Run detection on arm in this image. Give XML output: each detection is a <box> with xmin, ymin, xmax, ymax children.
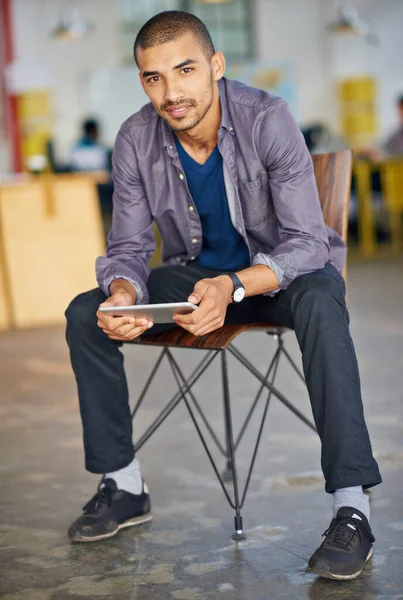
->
<box><xmin>95</xmin><ymin>126</ymin><xmax>156</xmax><ymax>341</ymax></box>
<box><xmin>95</xmin><ymin>126</ymin><xmax>155</xmax><ymax>304</ymax></box>
<box><xmin>252</xmin><ymin>98</ymin><xmax>330</xmax><ymax>290</ymax></box>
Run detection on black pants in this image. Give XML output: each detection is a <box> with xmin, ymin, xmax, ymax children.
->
<box><xmin>65</xmin><ymin>263</ymin><xmax>381</xmax><ymax>493</ymax></box>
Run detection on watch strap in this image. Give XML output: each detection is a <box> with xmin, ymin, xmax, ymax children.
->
<box><xmin>226</xmin><ymin>272</ymin><xmax>243</xmax><ymax>291</ymax></box>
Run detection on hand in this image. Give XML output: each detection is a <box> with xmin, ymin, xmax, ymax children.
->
<box><xmin>174</xmin><ymin>276</ymin><xmax>233</xmax><ymax>336</ymax></box>
<box><xmin>96</xmin><ymin>288</ymin><xmax>153</xmax><ymax>342</ymax></box>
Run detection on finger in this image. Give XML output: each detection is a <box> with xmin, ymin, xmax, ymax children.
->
<box><xmin>99</xmin><ymin>300</ymin><xmax>114</xmax><ymax>308</ymax></box>
<box><xmin>106</xmin><ymin>324</ymin><xmax>151</xmax><ymax>341</ymax></box>
<box><xmin>109</xmin><ymin>319</ymin><xmax>152</xmax><ymax>336</ymax></box>
<box><xmin>177</xmin><ymin>314</ymin><xmax>219</xmax><ymax>336</ymax></box>
<box><xmin>194</xmin><ymin>318</ymin><xmax>224</xmax><ymax>337</ymax></box>
<box><xmin>106</xmin><ymin>316</ymin><xmax>149</xmax><ymax>332</ymax></box>
<box><xmin>102</xmin><ymin>321</ymin><xmax>153</xmax><ymax>338</ymax></box>
<box><xmin>188</xmin><ymin>280</ymin><xmax>210</xmax><ymax>305</ymax></box>
<box><xmin>175</xmin><ymin>298</ymin><xmax>214</xmax><ymax>325</ymax></box>
<box><xmin>184</xmin><ymin>311</ymin><xmax>223</xmax><ymax>336</ymax></box>
<box><xmin>174</xmin><ymin>311</ymin><xmax>198</xmax><ymax>325</ymax></box>
<box><xmin>96</xmin><ymin>313</ymin><xmax>135</xmax><ymax>329</ymax></box>
<box><xmin>97</xmin><ymin>316</ymin><xmax>135</xmax><ymax>331</ymax></box>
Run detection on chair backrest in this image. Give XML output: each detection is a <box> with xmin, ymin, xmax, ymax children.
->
<box><xmin>312</xmin><ymin>150</ymin><xmax>353</xmax><ymax>244</ymax></box>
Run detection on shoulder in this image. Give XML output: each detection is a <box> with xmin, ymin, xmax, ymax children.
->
<box><xmin>118</xmin><ymin>102</ymin><xmax>160</xmax><ymax>142</ymax></box>
<box><xmin>222</xmin><ymin>77</ymin><xmax>286</xmax><ymax>116</ymax></box>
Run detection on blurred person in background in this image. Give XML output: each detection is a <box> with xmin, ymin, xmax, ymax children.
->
<box><xmin>70</xmin><ymin>118</ymin><xmax>114</xmax><ymax>237</ymax></box>
<box><xmin>65</xmin><ymin>10</ymin><xmax>381</xmax><ymax>581</ymax></box>
<box><xmin>358</xmin><ymin>94</ymin><xmax>403</xmax><ymax>162</ymax></box>
<box><xmin>301</xmin><ymin>123</ymin><xmax>347</xmax><ymax>155</ymax></box>
<box><xmin>383</xmin><ymin>94</ymin><xmax>403</xmax><ymax>156</ymax></box>
<box><xmin>70</xmin><ymin>118</ymin><xmax>109</xmax><ymax>172</ymax></box>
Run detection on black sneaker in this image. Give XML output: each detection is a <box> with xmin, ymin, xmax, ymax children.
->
<box><xmin>68</xmin><ymin>478</ymin><xmax>152</xmax><ymax>542</ymax></box>
<box><xmin>308</xmin><ymin>507</ymin><xmax>375</xmax><ymax>580</ymax></box>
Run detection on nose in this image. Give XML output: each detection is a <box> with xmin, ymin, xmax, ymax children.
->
<box><xmin>163</xmin><ymin>77</ymin><xmax>183</xmax><ymax>104</ymax></box>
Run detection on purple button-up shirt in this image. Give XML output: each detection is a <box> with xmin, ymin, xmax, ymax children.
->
<box><xmin>96</xmin><ymin>77</ymin><xmax>346</xmax><ymax>303</ymax></box>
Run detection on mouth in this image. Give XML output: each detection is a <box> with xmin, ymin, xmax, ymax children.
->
<box><xmin>165</xmin><ymin>105</ymin><xmax>192</xmax><ymax>119</ymax></box>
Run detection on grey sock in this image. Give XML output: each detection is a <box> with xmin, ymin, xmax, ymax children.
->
<box><xmin>105</xmin><ymin>457</ymin><xmax>143</xmax><ymax>495</ymax></box>
<box><xmin>332</xmin><ymin>486</ymin><xmax>370</xmax><ymax>521</ymax></box>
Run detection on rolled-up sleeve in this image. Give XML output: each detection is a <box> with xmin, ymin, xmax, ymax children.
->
<box><xmin>95</xmin><ymin>126</ymin><xmax>155</xmax><ymax>303</ymax></box>
<box><xmin>252</xmin><ymin>98</ymin><xmax>330</xmax><ymax>290</ymax></box>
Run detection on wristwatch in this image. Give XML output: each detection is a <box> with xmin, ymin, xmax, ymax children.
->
<box><xmin>226</xmin><ymin>272</ymin><xmax>246</xmax><ymax>303</ymax></box>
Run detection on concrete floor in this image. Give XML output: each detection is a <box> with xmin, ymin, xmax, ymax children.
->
<box><xmin>1</xmin><ymin>257</ymin><xmax>402</xmax><ymax>600</ymax></box>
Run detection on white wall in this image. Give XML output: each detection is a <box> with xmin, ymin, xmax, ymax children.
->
<box><xmin>254</xmin><ymin>0</ymin><xmax>334</xmax><ymax>127</ymax></box>
<box><xmin>8</xmin><ymin>0</ymin><xmax>403</xmax><ymax>164</ymax></box>
<box><xmin>372</xmin><ymin>0</ymin><xmax>403</xmax><ymax>139</ymax></box>
<box><xmin>11</xmin><ymin>0</ymin><xmax>122</xmax><ymax>160</ymax></box>
<box><xmin>255</xmin><ymin>0</ymin><xmax>403</xmax><ymax>140</ymax></box>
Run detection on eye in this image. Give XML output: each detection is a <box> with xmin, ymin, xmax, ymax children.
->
<box><xmin>147</xmin><ymin>76</ymin><xmax>161</xmax><ymax>84</ymax></box>
<box><xmin>180</xmin><ymin>67</ymin><xmax>193</xmax><ymax>74</ymax></box>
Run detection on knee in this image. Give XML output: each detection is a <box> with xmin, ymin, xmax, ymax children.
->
<box><xmin>65</xmin><ymin>288</ymin><xmax>105</xmax><ymax>329</ymax></box>
<box><xmin>292</xmin><ymin>273</ymin><xmax>346</xmax><ymax>319</ymax></box>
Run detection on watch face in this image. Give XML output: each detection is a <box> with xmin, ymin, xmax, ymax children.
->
<box><xmin>233</xmin><ymin>286</ymin><xmax>245</xmax><ymax>303</ymax></box>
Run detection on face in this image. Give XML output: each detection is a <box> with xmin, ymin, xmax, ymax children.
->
<box><xmin>137</xmin><ymin>32</ymin><xmax>225</xmax><ymax>132</ymax></box>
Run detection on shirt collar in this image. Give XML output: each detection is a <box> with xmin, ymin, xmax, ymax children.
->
<box><xmin>218</xmin><ymin>77</ymin><xmax>235</xmax><ymax>135</ymax></box>
<box><xmin>161</xmin><ymin>77</ymin><xmax>235</xmax><ymax>149</ymax></box>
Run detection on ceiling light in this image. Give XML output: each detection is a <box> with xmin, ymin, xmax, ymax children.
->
<box><xmin>328</xmin><ymin>6</ymin><xmax>379</xmax><ymax>46</ymax></box>
<box><xmin>51</xmin><ymin>9</ymin><xmax>93</xmax><ymax>41</ymax></box>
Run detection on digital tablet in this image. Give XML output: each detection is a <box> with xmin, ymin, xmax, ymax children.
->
<box><xmin>98</xmin><ymin>302</ymin><xmax>198</xmax><ymax>324</ymax></box>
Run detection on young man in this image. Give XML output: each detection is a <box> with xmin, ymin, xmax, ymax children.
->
<box><xmin>65</xmin><ymin>11</ymin><xmax>381</xmax><ymax>580</ymax></box>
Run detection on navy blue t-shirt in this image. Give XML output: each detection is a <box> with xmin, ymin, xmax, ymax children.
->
<box><xmin>175</xmin><ymin>137</ymin><xmax>250</xmax><ymax>271</ymax></box>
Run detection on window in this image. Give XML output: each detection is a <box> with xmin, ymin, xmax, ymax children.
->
<box><xmin>117</xmin><ymin>0</ymin><xmax>254</xmax><ymax>64</ymax></box>
<box><xmin>186</xmin><ymin>0</ymin><xmax>254</xmax><ymax>62</ymax></box>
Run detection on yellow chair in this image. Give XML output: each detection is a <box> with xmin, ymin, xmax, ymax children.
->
<box><xmin>381</xmin><ymin>157</ymin><xmax>403</xmax><ymax>251</ymax></box>
<box><xmin>353</xmin><ymin>157</ymin><xmax>403</xmax><ymax>255</ymax></box>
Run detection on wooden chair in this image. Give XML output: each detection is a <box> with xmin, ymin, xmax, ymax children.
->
<box><xmin>132</xmin><ymin>151</ymin><xmax>352</xmax><ymax>540</ymax></box>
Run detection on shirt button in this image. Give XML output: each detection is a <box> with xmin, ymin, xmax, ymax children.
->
<box><xmin>229</xmin><ymin>126</ymin><xmax>234</xmax><ymax>131</ymax></box>
<box><xmin>188</xmin><ymin>205</ymin><xmax>194</xmax><ymax>211</ymax></box>
<box><xmin>179</xmin><ymin>173</ymin><xmax>184</xmax><ymax>180</ymax></box>
<box><xmin>190</xmin><ymin>256</ymin><xmax>196</xmax><ymax>261</ymax></box>
<box><xmin>176</xmin><ymin>257</ymin><xmax>181</xmax><ymax>262</ymax></box>
<box><xmin>192</xmin><ymin>238</ymin><xmax>198</xmax><ymax>243</ymax></box>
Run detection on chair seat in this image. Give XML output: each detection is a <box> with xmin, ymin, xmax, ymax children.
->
<box><xmin>136</xmin><ymin>322</ymin><xmax>287</xmax><ymax>350</ymax></box>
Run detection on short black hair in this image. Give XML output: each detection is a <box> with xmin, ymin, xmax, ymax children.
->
<box><xmin>83</xmin><ymin>119</ymin><xmax>99</xmax><ymax>137</ymax></box>
<box><xmin>133</xmin><ymin>10</ymin><xmax>215</xmax><ymax>66</ymax></box>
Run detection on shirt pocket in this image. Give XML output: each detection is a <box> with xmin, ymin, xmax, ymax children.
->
<box><xmin>238</xmin><ymin>172</ymin><xmax>274</xmax><ymax>227</ymax></box>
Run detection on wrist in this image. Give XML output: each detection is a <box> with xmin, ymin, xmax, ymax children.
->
<box><xmin>216</xmin><ymin>275</ymin><xmax>235</xmax><ymax>303</ymax></box>
<box><xmin>109</xmin><ymin>279</ymin><xmax>136</xmax><ymax>303</ymax></box>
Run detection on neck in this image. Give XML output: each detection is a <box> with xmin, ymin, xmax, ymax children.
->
<box><xmin>175</xmin><ymin>84</ymin><xmax>221</xmax><ymax>152</ymax></box>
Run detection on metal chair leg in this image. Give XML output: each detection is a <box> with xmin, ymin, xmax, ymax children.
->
<box><xmin>131</xmin><ymin>348</ymin><xmax>167</xmax><ymax>420</ymax></box>
<box><xmin>221</xmin><ymin>351</ymin><xmax>246</xmax><ymax>541</ymax></box>
<box><xmin>222</xmin><ymin>349</ymin><xmax>234</xmax><ymax>482</ymax></box>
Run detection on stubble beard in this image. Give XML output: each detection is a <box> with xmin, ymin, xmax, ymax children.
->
<box><xmin>162</xmin><ymin>73</ymin><xmax>215</xmax><ymax>133</ymax></box>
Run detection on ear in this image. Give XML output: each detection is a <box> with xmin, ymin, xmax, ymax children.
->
<box><xmin>211</xmin><ymin>51</ymin><xmax>226</xmax><ymax>81</ymax></box>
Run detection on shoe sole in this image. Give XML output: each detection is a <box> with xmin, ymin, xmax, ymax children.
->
<box><xmin>69</xmin><ymin>512</ymin><xmax>153</xmax><ymax>543</ymax></box>
<box><xmin>307</xmin><ymin>548</ymin><xmax>373</xmax><ymax>580</ymax></box>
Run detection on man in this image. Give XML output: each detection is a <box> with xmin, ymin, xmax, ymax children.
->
<box><xmin>358</xmin><ymin>95</ymin><xmax>403</xmax><ymax>161</ymax></box>
<box><xmin>383</xmin><ymin>94</ymin><xmax>403</xmax><ymax>157</ymax></box>
<box><xmin>65</xmin><ymin>11</ymin><xmax>381</xmax><ymax>580</ymax></box>
<box><xmin>70</xmin><ymin>118</ymin><xmax>109</xmax><ymax>172</ymax></box>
